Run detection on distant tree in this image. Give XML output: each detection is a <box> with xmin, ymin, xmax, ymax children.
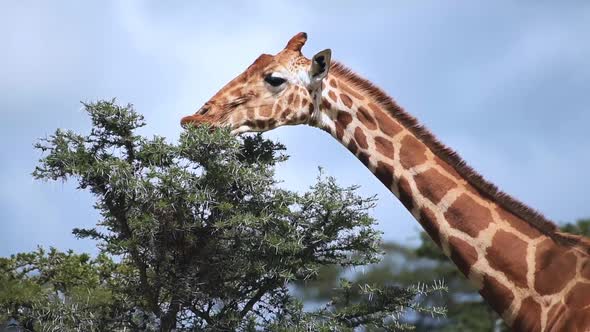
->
<box><xmin>0</xmin><ymin>100</ymin><xmax>446</xmax><ymax>331</ymax></box>
<box><xmin>560</xmin><ymin>218</ymin><xmax>590</xmax><ymax>237</ymax></box>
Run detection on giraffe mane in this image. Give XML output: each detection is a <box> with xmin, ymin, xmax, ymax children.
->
<box><xmin>329</xmin><ymin>61</ymin><xmax>578</xmax><ymax>247</ymax></box>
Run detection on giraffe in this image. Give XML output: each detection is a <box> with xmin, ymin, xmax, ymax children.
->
<box><xmin>181</xmin><ymin>32</ymin><xmax>590</xmax><ymax>331</ymax></box>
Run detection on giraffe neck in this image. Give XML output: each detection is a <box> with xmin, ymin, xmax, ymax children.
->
<box><xmin>311</xmin><ymin>63</ymin><xmax>590</xmax><ymax>331</ymax></box>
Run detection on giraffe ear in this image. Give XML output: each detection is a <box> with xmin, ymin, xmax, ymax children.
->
<box><xmin>310</xmin><ymin>49</ymin><xmax>331</xmax><ymax>83</ymax></box>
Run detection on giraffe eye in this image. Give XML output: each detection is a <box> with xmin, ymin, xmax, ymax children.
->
<box><xmin>264</xmin><ymin>74</ymin><xmax>286</xmax><ymax>87</ymax></box>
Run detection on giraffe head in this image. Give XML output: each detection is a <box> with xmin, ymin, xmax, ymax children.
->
<box><xmin>181</xmin><ymin>32</ymin><xmax>331</xmax><ymax>134</ymax></box>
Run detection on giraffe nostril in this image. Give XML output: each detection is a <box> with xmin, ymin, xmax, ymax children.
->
<box><xmin>199</xmin><ymin>106</ymin><xmax>210</xmax><ymax>115</ymax></box>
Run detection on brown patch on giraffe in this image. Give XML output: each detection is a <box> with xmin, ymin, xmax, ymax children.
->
<box><xmin>548</xmin><ymin>307</ymin><xmax>590</xmax><ymax>332</ymax></box>
<box><xmin>358</xmin><ymin>151</ymin><xmax>370</xmax><ymax>166</ymax></box>
<box><xmin>260</xmin><ymin>106</ymin><xmax>272</xmax><ymax>117</ymax></box>
<box><xmin>448</xmin><ymin>236</ymin><xmax>478</xmax><ymax>276</ymax></box>
<box><xmin>321</xmin><ymin>98</ymin><xmax>331</xmax><ymax>111</ymax></box>
<box><xmin>328</xmin><ymin>90</ymin><xmax>338</xmax><ymax>103</ymax></box>
<box><xmin>337</xmin><ymin>111</ymin><xmax>353</xmax><ymax>127</ymax></box>
<box><xmin>308</xmin><ymin>103</ymin><xmax>314</xmax><ymax>113</ymax></box>
<box><xmin>418</xmin><ymin>207</ymin><xmax>441</xmax><ymax>246</ymax></box>
<box><xmin>354</xmin><ymin>127</ymin><xmax>368</xmax><ymax>149</ymax></box>
<box><xmin>534</xmin><ymin>238</ymin><xmax>577</xmax><ymax>295</ymax></box>
<box><xmin>329</xmin><ymin>78</ymin><xmax>338</xmax><ymax>88</ymax></box>
<box><xmin>371</xmin><ymin>105</ymin><xmax>403</xmax><ymax>137</ymax></box>
<box><xmin>340</xmin><ymin>83</ymin><xmax>365</xmax><ymax>100</ymax></box>
<box><xmin>397</xmin><ymin>177</ymin><xmax>414</xmax><ymax>211</ymax></box>
<box><xmin>340</xmin><ymin>93</ymin><xmax>353</xmax><ymax>108</ymax></box>
<box><xmin>445</xmin><ymin>194</ymin><xmax>492</xmax><ymax>238</ymax></box>
<box><xmin>374</xmin><ymin>136</ymin><xmax>395</xmax><ymax>159</ymax></box>
<box><xmin>335</xmin><ymin>123</ymin><xmax>344</xmax><ymax>141</ymax></box>
<box><xmin>513</xmin><ymin>297</ymin><xmax>542</xmax><ymax>332</ymax></box>
<box><xmin>357</xmin><ymin>106</ymin><xmax>377</xmax><ymax>130</ymax></box>
<box><xmin>479</xmin><ymin>275</ymin><xmax>514</xmax><ymax>315</ymax></box>
<box><xmin>565</xmin><ymin>283</ymin><xmax>590</xmax><ymax>309</ymax></box>
<box><xmin>496</xmin><ymin>208</ymin><xmax>543</xmax><ymax>239</ymax></box>
<box><xmin>399</xmin><ymin>135</ymin><xmax>427</xmax><ymax>169</ymax></box>
<box><xmin>375</xmin><ymin>161</ymin><xmax>393</xmax><ymax>188</ymax></box>
<box><xmin>582</xmin><ymin>260</ymin><xmax>590</xmax><ymax>279</ymax></box>
<box><xmin>280</xmin><ymin>108</ymin><xmax>292</xmax><ymax>122</ymax></box>
<box><xmin>293</xmin><ymin>95</ymin><xmax>300</xmax><ymax>108</ymax></box>
<box><xmin>570</xmin><ymin>313</ymin><xmax>590</xmax><ymax>332</ymax></box>
<box><xmin>300</xmin><ymin>97</ymin><xmax>308</xmax><ymax>110</ymax></box>
<box><xmin>414</xmin><ymin>168</ymin><xmax>457</xmax><ymax>205</ymax></box>
<box><xmin>247</xmin><ymin>108</ymin><xmax>255</xmax><ymax>119</ymax></box>
<box><xmin>486</xmin><ymin>230</ymin><xmax>528</xmax><ymax>288</ymax></box>
<box><xmin>287</xmin><ymin>93</ymin><xmax>294</xmax><ymax>104</ymax></box>
<box><xmin>546</xmin><ymin>304</ymin><xmax>565</xmax><ymax>332</ymax></box>
<box><xmin>347</xmin><ymin>138</ymin><xmax>358</xmax><ymax>154</ymax></box>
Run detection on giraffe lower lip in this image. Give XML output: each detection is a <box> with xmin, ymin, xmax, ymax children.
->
<box><xmin>180</xmin><ymin>116</ymin><xmax>222</xmax><ymax>134</ymax></box>
<box><xmin>180</xmin><ymin>115</ymin><xmax>199</xmax><ymax>127</ymax></box>
<box><xmin>181</xmin><ymin>115</ymin><xmax>214</xmax><ymax>129</ymax></box>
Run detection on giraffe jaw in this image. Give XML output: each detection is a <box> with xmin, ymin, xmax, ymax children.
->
<box><xmin>230</xmin><ymin>126</ymin><xmax>255</xmax><ymax>136</ymax></box>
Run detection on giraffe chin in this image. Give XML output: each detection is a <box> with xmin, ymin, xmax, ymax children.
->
<box><xmin>229</xmin><ymin>127</ymin><xmax>251</xmax><ymax>136</ymax></box>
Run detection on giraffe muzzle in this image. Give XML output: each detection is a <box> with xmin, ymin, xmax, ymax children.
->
<box><xmin>180</xmin><ymin>104</ymin><xmax>213</xmax><ymax>128</ymax></box>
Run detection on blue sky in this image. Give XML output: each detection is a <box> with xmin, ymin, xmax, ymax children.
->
<box><xmin>1</xmin><ymin>1</ymin><xmax>589</xmax><ymax>256</ymax></box>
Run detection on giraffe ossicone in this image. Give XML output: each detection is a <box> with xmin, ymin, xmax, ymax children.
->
<box><xmin>182</xmin><ymin>32</ymin><xmax>590</xmax><ymax>332</ymax></box>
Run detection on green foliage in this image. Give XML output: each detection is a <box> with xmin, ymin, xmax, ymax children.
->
<box><xmin>0</xmin><ymin>248</ymin><xmax>129</xmax><ymax>331</ymax></box>
<box><xmin>0</xmin><ymin>100</ymin><xmax>446</xmax><ymax>331</ymax></box>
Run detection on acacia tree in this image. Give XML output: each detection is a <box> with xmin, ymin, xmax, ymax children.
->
<box><xmin>2</xmin><ymin>100</ymin><xmax>445</xmax><ymax>331</ymax></box>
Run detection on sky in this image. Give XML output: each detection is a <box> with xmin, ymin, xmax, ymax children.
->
<box><xmin>1</xmin><ymin>1</ymin><xmax>589</xmax><ymax>256</ymax></box>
